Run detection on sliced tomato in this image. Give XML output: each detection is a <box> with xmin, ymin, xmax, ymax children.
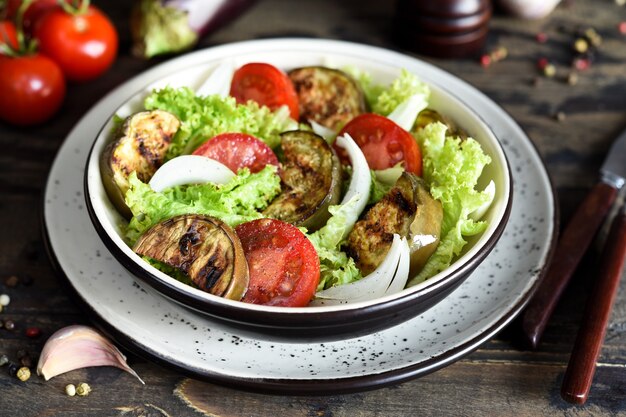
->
<box><xmin>192</xmin><ymin>132</ymin><xmax>279</xmax><ymax>173</ymax></box>
<box><xmin>230</xmin><ymin>63</ymin><xmax>299</xmax><ymax>120</ymax></box>
<box><xmin>337</xmin><ymin>113</ymin><xmax>422</xmax><ymax>175</ymax></box>
<box><xmin>235</xmin><ymin>219</ymin><xmax>320</xmax><ymax>307</ymax></box>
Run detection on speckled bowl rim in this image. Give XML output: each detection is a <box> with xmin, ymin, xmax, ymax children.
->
<box><xmin>81</xmin><ymin>39</ymin><xmax>512</xmax><ymax>337</ymax></box>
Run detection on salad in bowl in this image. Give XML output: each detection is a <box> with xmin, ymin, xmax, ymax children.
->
<box><xmin>84</xmin><ymin>40</ymin><xmax>511</xmax><ymax>339</ymax></box>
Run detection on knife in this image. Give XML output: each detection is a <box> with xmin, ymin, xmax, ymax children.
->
<box><xmin>521</xmin><ymin>127</ymin><xmax>626</xmax><ymax>349</ymax></box>
<box><xmin>560</xmin><ymin>203</ymin><xmax>626</xmax><ymax>404</ymax></box>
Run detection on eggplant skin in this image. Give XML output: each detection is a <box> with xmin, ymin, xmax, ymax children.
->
<box><xmin>100</xmin><ymin>110</ymin><xmax>180</xmax><ymax>218</ymax></box>
<box><xmin>133</xmin><ymin>214</ymin><xmax>249</xmax><ymax>301</ymax></box>
<box><xmin>262</xmin><ymin>130</ymin><xmax>342</xmax><ymax>231</ymax></box>
<box><xmin>346</xmin><ymin>172</ymin><xmax>442</xmax><ymax>277</ymax></box>
<box><xmin>288</xmin><ymin>66</ymin><xmax>366</xmax><ymax>131</ymax></box>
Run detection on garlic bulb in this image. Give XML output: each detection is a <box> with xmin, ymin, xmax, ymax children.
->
<box><xmin>498</xmin><ymin>0</ymin><xmax>561</xmax><ymax>20</ymax></box>
<box><xmin>37</xmin><ymin>325</ymin><xmax>144</xmax><ymax>384</ymax></box>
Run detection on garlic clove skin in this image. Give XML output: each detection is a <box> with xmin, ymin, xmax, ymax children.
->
<box><xmin>37</xmin><ymin>325</ymin><xmax>144</xmax><ymax>384</ymax></box>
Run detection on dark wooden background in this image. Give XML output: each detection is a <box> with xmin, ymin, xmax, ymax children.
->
<box><xmin>1</xmin><ymin>0</ymin><xmax>626</xmax><ymax>415</ymax></box>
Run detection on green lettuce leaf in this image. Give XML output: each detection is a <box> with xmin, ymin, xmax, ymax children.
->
<box><xmin>143</xmin><ymin>86</ymin><xmax>296</xmax><ymax>159</ymax></box>
<box><xmin>370</xmin><ymin>69</ymin><xmax>430</xmax><ymax>116</ymax></box>
<box><xmin>124</xmin><ymin>165</ymin><xmax>281</xmax><ymax>244</ymax></box>
<box><xmin>408</xmin><ymin>122</ymin><xmax>492</xmax><ymax>285</ymax></box>
<box><xmin>307</xmin><ymin>198</ymin><xmax>363</xmax><ymax>291</ymax></box>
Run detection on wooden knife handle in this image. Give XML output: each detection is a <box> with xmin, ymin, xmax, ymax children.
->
<box><xmin>521</xmin><ymin>181</ymin><xmax>618</xmax><ymax>349</ymax></box>
<box><xmin>560</xmin><ymin>208</ymin><xmax>626</xmax><ymax>404</ymax></box>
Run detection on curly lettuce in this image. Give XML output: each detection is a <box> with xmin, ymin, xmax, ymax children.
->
<box><xmin>143</xmin><ymin>86</ymin><xmax>296</xmax><ymax>158</ymax></box>
<box><xmin>124</xmin><ymin>165</ymin><xmax>281</xmax><ymax>244</ymax></box>
<box><xmin>408</xmin><ymin>122</ymin><xmax>492</xmax><ymax>285</ymax></box>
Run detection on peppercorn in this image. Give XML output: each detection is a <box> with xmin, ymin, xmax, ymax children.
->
<box><xmin>0</xmin><ymin>294</ymin><xmax>10</xmax><ymax>307</ymax></box>
<box><xmin>574</xmin><ymin>38</ymin><xmax>588</xmax><ymax>53</ymax></box>
<box><xmin>543</xmin><ymin>64</ymin><xmax>556</xmax><ymax>78</ymax></box>
<box><xmin>19</xmin><ymin>354</ymin><xmax>33</xmax><ymax>368</ymax></box>
<box><xmin>4</xmin><ymin>275</ymin><xmax>19</xmax><ymax>288</ymax></box>
<box><xmin>0</xmin><ymin>354</ymin><xmax>8</xmax><ymax>366</ymax></box>
<box><xmin>25</xmin><ymin>327</ymin><xmax>41</xmax><ymax>339</ymax></box>
<box><xmin>555</xmin><ymin>111</ymin><xmax>566</xmax><ymax>122</ymax></box>
<box><xmin>573</xmin><ymin>57</ymin><xmax>590</xmax><ymax>71</ymax></box>
<box><xmin>584</xmin><ymin>28</ymin><xmax>602</xmax><ymax>47</ymax></box>
<box><xmin>619</xmin><ymin>22</ymin><xmax>626</xmax><ymax>35</ymax></box>
<box><xmin>490</xmin><ymin>46</ymin><xmax>508</xmax><ymax>62</ymax></box>
<box><xmin>537</xmin><ymin>57</ymin><xmax>549</xmax><ymax>70</ymax></box>
<box><xmin>76</xmin><ymin>382</ymin><xmax>92</xmax><ymax>396</ymax></box>
<box><xmin>536</xmin><ymin>32</ymin><xmax>548</xmax><ymax>43</ymax></box>
<box><xmin>567</xmin><ymin>72</ymin><xmax>579</xmax><ymax>85</ymax></box>
<box><xmin>65</xmin><ymin>384</ymin><xmax>77</xmax><ymax>397</ymax></box>
<box><xmin>16</xmin><ymin>367</ymin><xmax>30</xmax><ymax>382</ymax></box>
<box><xmin>479</xmin><ymin>54</ymin><xmax>491</xmax><ymax>68</ymax></box>
<box><xmin>3</xmin><ymin>320</ymin><xmax>15</xmax><ymax>331</ymax></box>
<box><xmin>7</xmin><ymin>362</ymin><xmax>18</xmax><ymax>377</ymax></box>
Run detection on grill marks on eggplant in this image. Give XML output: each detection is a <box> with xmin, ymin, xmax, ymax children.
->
<box><xmin>262</xmin><ymin>130</ymin><xmax>342</xmax><ymax>230</ymax></box>
<box><xmin>100</xmin><ymin>109</ymin><xmax>180</xmax><ymax>218</ymax></box>
<box><xmin>288</xmin><ymin>67</ymin><xmax>366</xmax><ymax>131</ymax></box>
<box><xmin>346</xmin><ymin>173</ymin><xmax>443</xmax><ymax>277</ymax></box>
<box><xmin>133</xmin><ymin>214</ymin><xmax>249</xmax><ymax>300</ymax></box>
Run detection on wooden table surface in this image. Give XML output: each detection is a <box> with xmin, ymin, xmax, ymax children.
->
<box><xmin>1</xmin><ymin>0</ymin><xmax>626</xmax><ymax>415</ymax></box>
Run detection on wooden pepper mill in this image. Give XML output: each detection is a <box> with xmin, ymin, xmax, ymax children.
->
<box><xmin>394</xmin><ymin>0</ymin><xmax>492</xmax><ymax>58</ymax></box>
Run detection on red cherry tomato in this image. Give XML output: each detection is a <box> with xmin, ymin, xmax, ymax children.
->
<box><xmin>33</xmin><ymin>5</ymin><xmax>118</xmax><ymax>82</ymax></box>
<box><xmin>0</xmin><ymin>21</ymin><xmax>18</xmax><ymax>50</ymax></box>
<box><xmin>0</xmin><ymin>53</ymin><xmax>65</xmax><ymax>125</ymax></box>
<box><xmin>337</xmin><ymin>113</ymin><xmax>422</xmax><ymax>175</ymax></box>
<box><xmin>5</xmin><ymin>0</ymin><xmax>59</xmax><ymax>33</ymax></box>
<box><xmin>235</xmin><ymin>218</ymin><xmax>320</xmax><ymax>307</ymax></box>
<box><xmin>230</xmin><ymin>63</ymin><xmax>299</xmax><ymax>119</ymax></box>
<box><xmin>192</xmin><ymin>133</ymin><xmax>279</xmax><ymax>174</ymax></box>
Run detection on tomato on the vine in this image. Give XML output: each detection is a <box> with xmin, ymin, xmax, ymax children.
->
<box><xmin>0</xmin><ymin>53</ymin><xmax>66</xmax><ymax>125</ymax></box>
<box><xmin>0</xmin><ymin>21</ymin><xmax>18</xmax><ymax>50</ymax></box>
<box><xmin>4</xmin><ymin>0</ymin><xmax>59</xmax><ymax>33</ymax></box>
<box><xmin>33</xmin><ymin>3</ymin><xmax>118</xmax><ymax>82</ymax></box>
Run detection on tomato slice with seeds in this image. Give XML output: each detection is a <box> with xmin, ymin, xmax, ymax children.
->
<box><xmin>230</xmin><ymin>63</ymin><xmax>300</xmax><ymax>120</ymax></box>
<box><xmin>235</xmin><ymin>219</ymin><xmax>320</xmax><ymax>307</ymax></box>
<box><xmin>192</xmin><ymin>132</ymin><xmax>279</xmax><ymax>173</ymax></box>
<box><xmin>337</xmin><ymin>113</ymin><xmax>422</xmax><ymax>175</ymax></box>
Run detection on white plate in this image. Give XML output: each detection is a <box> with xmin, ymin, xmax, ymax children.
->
<box><xmin>43</xmin><ymin>39</ymin><xmax>556</xmax><ymax>393</ymax></box>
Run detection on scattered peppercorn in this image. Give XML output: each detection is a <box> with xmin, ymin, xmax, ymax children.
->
<box><xmin>573</xmin><ymin>57</ymin><xmax>590</xmax><ymax>71</ymax></box>
<box><xmin>543</xmin><ymin>63</ymin><xmax>556</xmax><ymax>77</ymax></box>
<box><xmin>4</xmin><ymin>275</ymin><xmax>19</xmax><ymax>288</ymax></box>
<box><xmin>617</xmin><ymin>0</ymin><xmax>626</xmax><ymax>6</ymax></box>
<box><xmin>566</xmin><ymin>72</ymin><xmax>579</xmax><ymax>85</ymax></box>
<box><xmin>76</xmin><ymin>382</ymin><xmax>92</xmax><ymax>396</ymax></box>
<box><xmin>574</xmin><ymin>38</ymin><xmax>588</xmax><ymax>53</ymax></box>
<box><xmin>584</xmin><ymin>28</ymin><xmax>602</xmax><ymax>47</ymax></box>
<box><xmin>537</xmin><ymin>57</ymin><xmax>549</xmax><ymax>70</ymax></box>
<box><xmin>480</xmin><ymin>54</ymin><xmax>491</xmax><ymax>68</ymax></box>
<box><xmin>0</xmin><ymin>354</ymin><xmax>8</xmax><ymax>366</ymax></box>
<box><xmin>65</xmin><ymin>384</ymin><xmax>77</xmax><ymax>397</ymax></box>
<box><xmin>3</xmin><ymin>320</ymin><xmax>15</xmax><ymax>331</ymax></box>
<box><xmin>16</xmin><ymin>367</ymin><xmax>30</xmax><ymax>382</ymax></box>
<box><xmin>490</xmin><ymin>46</ymin><xmax>508</xmax><ymax>62</ymax></box>
<box><xmin>25</xmin><ymin>327</ymin><xmax>41</xmax><ymax>339</ymax></box>
<box><xmin>536</xmin><ymin>32</ymin><xmax>548</xmax><ymax>43</ymax></box>
<box><xmin>0</xmin><ymin>294</ymin><xmax>10</xmax><ymax>307</ymax></box>
<box><xmin>7</xmin><ymin>362</ymin><xmax>18</xmax><ymax>377</ymax></box>
<box><xmin>619</xmin><ymin>22</ymin><xmax>626</xmax><ymax>35</ymax></box>
<box><xmin>555</xmin><ymin>111</ymin><xmax>567</xmax><ymax>122</ymax></box>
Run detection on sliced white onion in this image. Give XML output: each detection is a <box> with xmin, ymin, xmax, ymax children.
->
<box><xmin>195</xmin><ymin>61</ymin><xmax>234</xmax><ymax>97</ymax></box>
<box><xmin>309</xmin><ymin>119</ymin><xmax>337</xmax><ymax>143</ymax></box>
<box><xmin>331</xmin><ymin>133</ymin><xmax>371</xmax><ymax>235</ymax></box>
<box><xmin>311</xmin><ymin>235</ymin><xmax>407</xmax><ymax>305</ymax></box>
<box><xmin>149</xmin><ymin>155</ymin><xmax>235</xmax><ymax>192</ymax></box>
<box><xmin>470</xmin><ymin>180</ymin><xmax>496</xmax><ymax>221</ymax></box>
<box><xmin>384</xmin><ymin>236</ymin><xmax>410</xmax><ymax>295</ymax></box>
<box><xmin>387</xmin><ymin>93</ymin><xmax>428</xmax><ymax>131</ymax></box>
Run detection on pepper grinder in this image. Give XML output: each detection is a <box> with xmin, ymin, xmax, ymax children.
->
<box><xmin>393</xmin><ymin>0</ymin><xmax>492</xmax><ymax>58</ymax></box>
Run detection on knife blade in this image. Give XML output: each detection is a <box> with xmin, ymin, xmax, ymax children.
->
<box><xmin>521</xmin><ymin>127</ymin><xmax>626</xmax><ymax>349</ymax></box>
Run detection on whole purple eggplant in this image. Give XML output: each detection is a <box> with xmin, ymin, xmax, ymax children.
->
<box><xmin>131</xmin><ymin>0</ymin><xmax>257</xmax><ymax>58</ymax></box>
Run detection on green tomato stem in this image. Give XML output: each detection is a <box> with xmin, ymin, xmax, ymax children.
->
<box><xmin>59</xmin><ymin>0</ymin><xmax>91</xmax><ymax>15</ymax></box>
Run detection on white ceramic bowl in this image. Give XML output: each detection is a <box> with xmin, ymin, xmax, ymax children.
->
<box><xmin>84</xmin><ymin>38</ymin><xmax>511</xmax><ymax>341</ymax></box>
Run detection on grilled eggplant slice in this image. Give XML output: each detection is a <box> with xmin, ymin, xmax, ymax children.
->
<box><xmin>288</xmin><ymin>66</ymin><xmax>366</xmax><ymax>131</ymax></box>
<box><xmin>414</xmin><ymin>109</ymin><xmax>466</xmax><ymax>139</ymax></box>
<box><xmin>262</xmin><ymin>130</ymin><xmax>342</xmax><ymax>231</ymax></box>
<box><xmin>133</xmin><ymin>214</ymin><xmax>249</xmax><ymax>300</ymax></box>
<box><xmin>346</xmin><ymin>172</ymin><xmax>443</xmax><ymax>277</ymax></box>
<box><xmin>100</xmin><ymin>109</ymin><xmax>180</xmax><ymax>218</ymax></box>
